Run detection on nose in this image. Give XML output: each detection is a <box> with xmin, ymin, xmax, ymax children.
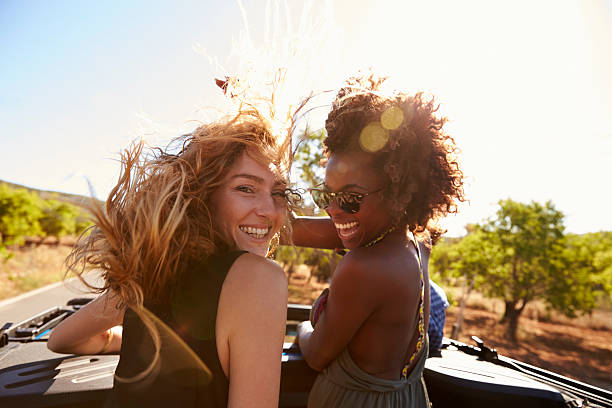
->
<box><xmin>255</xmin><ymin>193</ymin><xmax>279</xmax><ymax>218</ymax></box>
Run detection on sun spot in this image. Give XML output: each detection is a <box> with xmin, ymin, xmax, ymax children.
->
<box><xmin>360</xmin><ymin>123</ymin><xmax>389</xmax><ymax>153</ymax></box>
<box><xmin>381</xmin><ymin>106</ymin><xmax>404</xmax><ymax>130</ymax></box>
<box><xmin>335</xmin><ymin>160</ymin><xmax>349</xmax><ymax>175</ymax></box>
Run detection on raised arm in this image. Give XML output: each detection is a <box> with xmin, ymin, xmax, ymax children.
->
<box><xmin>47</xmin><ymin>290</ymin><xmax>125</xmax><ymax>355</ymax></box>
<box><xmin>296</xmin><ymin>253</ymin><xmax>379</xmax><ymax>371</ymax></box>
<box><xmin>289</xmin><ymin>215</ymin><xmax>342</xmax><ymax>249</ymax></box>
<box><xmin>216</xmin><ymin>253</ymin><xmax>288</xmax><ymax>408</ymax></box>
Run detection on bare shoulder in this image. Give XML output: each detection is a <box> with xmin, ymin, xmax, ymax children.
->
<box><xmin>229</xmin><ymin>252</ymin><xmax>286</xmax><ymax>283</ymax></box>
<box><xmin>332</xmin><ymin>250</ymin><xmax>371</xmax><ymax>283</ymax></box>
<box><xmin>218</xmin><ymin>253</ymin><xmax>287</xmax><ymax>337</ymax></box>
<box><xmin>223</xmin><ymin>253</ymin><xmax>288</xmax><ymax>301</ymax></box>
<box><xmin>337</xmin><ymin>243</ymin><xmax>421</xmax><ymax>284</ymax></box>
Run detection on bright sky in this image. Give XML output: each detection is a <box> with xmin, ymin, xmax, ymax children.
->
<box><xmin>1</xmin><ymin>0</ymin><xmax>611</xmax><ymax>237</ymax></box>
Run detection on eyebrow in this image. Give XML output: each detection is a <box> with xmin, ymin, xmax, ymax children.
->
<box><xmin>231</xmin><ymin>174</ymin><xmax>265</xmax><ymax>183</ymax></box>
<box><xmin>231</xmin><ymin>174</ymin><xmax>287</xmax><ymax>187</ymax></box>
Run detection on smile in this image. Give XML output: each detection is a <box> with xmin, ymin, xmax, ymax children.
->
<box><xmin>334</xmin><ymin>221</ymin><xmax>360</xmax><ymax>239</ymax></box>
<box><xmin>334</xmin><ymin>221</ymin><xmax>359</xmax><ymax>230</ymax></box>
<box><xmin>239</xmin><ymin>225</ymin><xmax>270</xmax><ymax>239</ymax></box>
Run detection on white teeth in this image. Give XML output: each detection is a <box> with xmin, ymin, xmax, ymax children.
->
<box><xmin>334</xmin><ymin>221</ymin><xmax>358</xmax><ymax>230</ymax></box>
<box><xmin>239</xmin><ymin>226</ymin><xmax>270</xmax><ymax>239</ymax></box>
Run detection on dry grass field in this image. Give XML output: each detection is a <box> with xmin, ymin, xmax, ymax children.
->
<box><xmin>0</xmin><ymin>240</ymin><xmax>74</xmax><ymax>300</ymax></box>
<box><xmin>444</xmin><ymin>300</ymin><xmax>612</xmax><ymax>391</ymax></box>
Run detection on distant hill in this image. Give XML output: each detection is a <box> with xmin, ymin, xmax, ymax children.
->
<box><xmin>0</xmin><ymin>179</ymin><xmax>104</xmax><ymax>209</ymax></box>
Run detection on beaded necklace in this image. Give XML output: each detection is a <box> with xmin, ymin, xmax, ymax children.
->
<box><xmin>363</xmin><ymin>226</ymin><xmax>397</xmax><ymax>248</ymax></box>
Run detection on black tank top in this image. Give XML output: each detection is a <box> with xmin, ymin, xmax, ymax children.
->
<box><xmin>106</xmin><ymin>251</ymin><xmax>246</xmax><ymax>407</ymax></box>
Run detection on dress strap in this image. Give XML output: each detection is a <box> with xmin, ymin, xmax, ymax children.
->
<box><xmin>407</xmin><ymin>230</ymin><xmax>422</xmax><ymax>268</ymax></box>
<box><xmin>401</xmin><ymin>230</ymin><xmax>426</xmax><ymax>379</ymax></box>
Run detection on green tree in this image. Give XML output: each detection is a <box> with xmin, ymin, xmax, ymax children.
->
<box><xmin>289</xmin><ymin>128</ymin><xmax>343</xmax><ymax>280</ymax></box>
<box><xmin>432</xmin><ymin>202</ymin><xmax>612</xmax><ymax>341</ymax></box>
<box><xmin>0</xmin><ymin>184</ymin><xmax>43</xmax><ymax>248</ymax></box>
<box><xmin>559</xmin><ymin>232</ymin><xmax>612</xmax><ymax>311</ymax></box>
<box><xmin>303</xmin><ymin>248</ymin><xmax>339</xmax><ymax>283</ymax></box>
<box><xmin>593</xmin><ymin>237</ymin><xmax>612</xmax><ymax>298</ymax></box>
<box><xmin>480</xmin><ymin>199</ymin><xmax>574</xmax><ymax>340</ymax></box>
<box><xmin>39</xmin><ymin>199</ymin><xmax>81</xmax><ymax>243</ymax></box>
<box><xmin>429</xmin><ymin>238</ymin><xmax>457</xmax><ymax>282</ymax></box>
<box><xmin>275</xmin><ymin>244</ymin><xmax>308</xmax><ymax>279</ymax></box>
<box><xmin>294</xmin><ymin>128</ymin><xmax>326</xmax><ymax>193</ymax></box>
<box><xmin>74</xmin><ymin>210</ymin><xmax>93</xmax><ymax>235</ymax></box>
<box><xmin>447</xmin><ymin>229</ymin><xmax>500</xmax><ymax>338</ymax></box>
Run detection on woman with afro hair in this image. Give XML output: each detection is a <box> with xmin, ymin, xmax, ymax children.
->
<box><xmin>293</xmin><ymin>74</ymin><xmax>465</xmax><ymax>407</ymax></box>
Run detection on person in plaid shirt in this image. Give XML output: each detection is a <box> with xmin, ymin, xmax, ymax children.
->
<box><xmin>428</xmin><ymin>280</ymin><xmax>450</xmax><ymax>357</ymax></box>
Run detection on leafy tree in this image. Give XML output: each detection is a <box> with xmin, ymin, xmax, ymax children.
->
<box><xmin>275</xmin><ymin>244</ymin><xmax>307</xmax><ymax>279</ymax></box>
<box><xmin>303</xmin><ymin>248</ymin><xmax>339</xmax><ymax>283</ymax></box>
<box><xmin>594</xmin><ymin>245</ymin><xmax>612</xmax><ymax>298</ymax></box>
<box><xmin>39</xmin><ymin>199</ymin><xmax>81</xmax><ymax>243</ymax></box>
<box><xmin>288</xmin><ymin>128</ymin><xmax>344</xmax><ymax>281</ymax></box>
<box><xmin>560</xmin><ymin>232</ymin><xmax>612</xmax><ymax>310</ymax></box>
<box><xmin>293</xmin><ymin>128</ymin><xmax>326</xmax><ymax>193</ymax></box>
<box><xmin>431</xmin><ymin>230</ymin><xmax>501</xmax><ymax>338</ymax></box>
<box><xmin>429</xmin><ymin>238</ymin><xmax>457</xmax><ymax>282</ymax></box>
<box><xmin>0</xmin><ymin>184</ymin><xmax>43</xmax><ymax>247</ymax></box>
<box><xmin>74</xmin><ymin>210</ymin><xmax>93</xmax><ymax>235</ymax></box>
<box><xmin>447</xmin><ymin>229</ymin><xmax>501</xmax><ymax>338</ymax></box>
<box><xmin>432</xmin><ymin>201</ymin><xmax>612</xmax><ymax>341</ymax></box>
<box><xmin>479</xmin><ymin>199</ymin><xmax>576</xmax><ymax>340</ymax></box>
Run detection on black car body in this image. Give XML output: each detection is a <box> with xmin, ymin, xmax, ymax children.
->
<box><xmin>1</xmin><ymin>301</ymin><xmax>611</xmax><ymax>407</ymax></box>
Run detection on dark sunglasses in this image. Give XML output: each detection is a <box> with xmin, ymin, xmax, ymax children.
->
<box><xmin>309</xmin><ymin>185</ymin><xmax>385</xmax><ymax>214</ymax></box>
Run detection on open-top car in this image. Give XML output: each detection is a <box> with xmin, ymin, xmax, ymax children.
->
<box><xmin>1</xmin><ymin>299</ymin><xmax>611</xmax><ymax>407</ymax></box>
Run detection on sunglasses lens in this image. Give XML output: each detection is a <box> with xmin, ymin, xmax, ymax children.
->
<box><xmin>337</xmin><ymin>193</ymin><xmax>361</xmax><ymax>214</ymax></box>
<box><xmin>310</xmin><ymin>189</ymin><xmax>330</xmax><ymax>209</ymax></box>
<box><xmin>311</xmin><ymin>189</ymin><xmax>366</xmax><ymax>214</ymax></box>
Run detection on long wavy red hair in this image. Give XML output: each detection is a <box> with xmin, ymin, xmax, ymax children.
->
<box><xmin>66</xmin><ymin>108</ymin><xmax>293</xmax><ymax>310</ymax></box>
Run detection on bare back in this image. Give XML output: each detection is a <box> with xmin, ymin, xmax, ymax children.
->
<box><xmin>303</xmin><ymin>231</ymin><xmax>430</xmax><ymax>380</ymax></box>
<box><xmin>347</xmin><ymin>238</ymin><xmax>430</xmax><ymax>379</ymax></box>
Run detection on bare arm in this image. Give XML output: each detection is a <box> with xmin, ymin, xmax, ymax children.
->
<box><xmin>289</xmin><ymin>215</ymin><xmax>342</xmax><ymax>249</ymax></box>
<box><xmin>47</xmin><ymin>290</ymin><xmax>125</xmax><ymax>355</ymax></box>
<box><xmin>217</xmin><ymin>254</ymin><xmax>288</xmax><ymax>408</ymax></box>
<box><xmin>295</xmin><ymin>254</ymin><xmax>378</xmax><ymax>371</ymax></box>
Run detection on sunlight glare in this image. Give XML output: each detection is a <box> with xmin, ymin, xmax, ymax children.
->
<box><xmin>381</xmin><ymin>106</ymin><xmax>404</xmax><ymax>130</ymax></box>
<box><xmin>359</xmin><ymin>122</ymin><xmax>389</xmax><ymax>153</ymax></box>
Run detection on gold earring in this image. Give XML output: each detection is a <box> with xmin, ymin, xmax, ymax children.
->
<box><xmin>266</xmin><ymin>233</ymin><xmax>280</xmax><ymax>258</ymax></box>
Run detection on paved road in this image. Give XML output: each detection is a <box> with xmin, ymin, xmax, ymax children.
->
<box><xmin>0</xmin><ymin>272</ymin><xmax>104</xmax><ymax>326</ymax></box>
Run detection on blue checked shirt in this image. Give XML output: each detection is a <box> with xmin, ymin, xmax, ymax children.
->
<box><xmin>428</xmin><ymin>280</ymin><xmax>449</xmax><ymax>354</ymax></box>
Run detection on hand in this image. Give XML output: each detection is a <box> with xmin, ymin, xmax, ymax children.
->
<box><xmin>295</xmin><ymin>321</ymin><xmax>313</xmax><ymax>346</ymax></box>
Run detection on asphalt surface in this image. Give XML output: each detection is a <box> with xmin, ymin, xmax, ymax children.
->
<box><xmin>0</xmin><ymin>272</ymin><xmax>104</xmax><ymax>327</ymax></box>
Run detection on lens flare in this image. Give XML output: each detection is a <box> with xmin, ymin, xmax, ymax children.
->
<box><xmin>359</xmin><ymin>123</ymin><xmax>389</xmax><ymax>152</ymax></box>
<box><xmin>336</xmin><ymin>160</ymin><xmax>349</xmax><ymax>175</ymax></box>
<box><xmin>381</xmin><ymin>106</ymin><xmax>404</xmax><ymax>130</ymax></box>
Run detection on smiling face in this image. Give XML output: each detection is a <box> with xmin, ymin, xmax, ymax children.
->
<box><xmin>209</xmin><ymin>151</ymin><xmax>287</xmax><ymax>257</ymax></box>
<box><xmin>325</xmin><ymin>150</ymin><xmax>393</xmax><ymax>249</ymax></box>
